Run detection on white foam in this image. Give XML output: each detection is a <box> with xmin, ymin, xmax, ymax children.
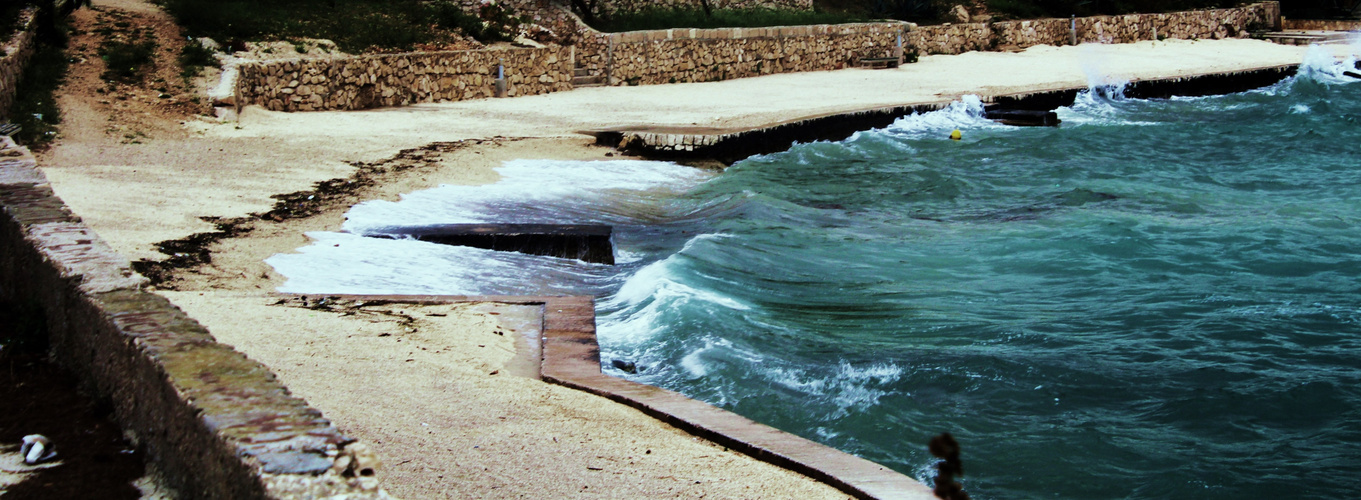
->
<box><xmin>267</xmin><ymin>231</ymin><xmax>513</xmax><ymax>294</ymax></box>
<box><xmin>1296</xmin><ymin>44</ymin><xmax>1361</xmax><ymax>85</ymax></box>
<box><xmin>599</xmin><ymin>235</ymin><xmax>751</xmax><ymax>346</ymax></box>
<box><xmin>343</xmin><ymin>159</ymin><xmax>711</xmax><ymax>233</ymax></box>
<box><xmin>756</xmin><ymin>360</ymin><xmax>906</xmax><ymax>418</ymax></box>
<box><xmin>269</xmin><ymin>159</ymin><xmax>711</xmax><ymax>295</ymax></box>
<box><xmin>884</xmin><ymin>95</ymin><xmax>1004</xmax><ymax>138</ymax></box>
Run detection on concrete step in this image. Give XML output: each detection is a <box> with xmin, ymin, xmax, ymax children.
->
<box><xmin>1260</xmin><ymin>31</ymin><xmax>1357</xmax><ymax>45</ymax></box>
<box><xmin>573</xmin><ymin>68</ymin><xmax>590</xmax><ymax>77</ymax></box>
<box><xmin>572</xmin><ymin>75</ymin><xmax>604</xmax><ymax>87</ymax></box>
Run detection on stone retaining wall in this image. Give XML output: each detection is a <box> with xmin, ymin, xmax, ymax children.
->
<box><xmin>911</xmin><ymin>2</ymin><xmax>1281</xmax><ymax>55</ymax></box>
<box><xmin>0</xmin><ymin>8</ymin><xmax>38</xmax><ymax>122</ymax></box>
<box><xmin>1282</xmin><ymin>18</ymin><xmax>1361</xmax><ymax>31</ymax></box>
<box><xmin>235</xmin><ymin>46</ymin><xmax>572</xmax><ymax>111</ymax></box>
<box><xmin>584</xmin><ymin>22</ymin><xmax>905</xmax><ymax>85</ymax></box>
<box><xmin>594</xmin><ymin>0</ymin><xmax>811</xmax><ymax>16</ymax></box>
<box><xmin>231</xmin><ymin>2</ymin><xmax>1279</xmax><ymax>111</ymax></box>
<box><xmin>0</xmin><ymin>136</ymin><xmax>389</xmax><ymax>499</ymax></box>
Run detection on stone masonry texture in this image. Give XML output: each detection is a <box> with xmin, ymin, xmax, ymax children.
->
<box><xmin>232</xmin><ymin>3</ymin><xmax>1280</xmax><ymax>112</ymax></box>
<box><xmin>0</xmin><ymin>136</ymin><xmax>390</xmax><ymax>499</ymax></box>
<box><xmin>0</xmin><ymin>8</ymin><xmax>38</xmax><ymax>122</ymax></box>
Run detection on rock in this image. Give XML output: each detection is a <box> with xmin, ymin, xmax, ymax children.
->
<box><xmin>610</xmin><ymin>359</ymin><xmax>639</xmax><ymax>374</ymax></box>
<box><xmin>949</xmin><ymin>5</ymin><xmax>971</xmax><ymax>24</ymax></box>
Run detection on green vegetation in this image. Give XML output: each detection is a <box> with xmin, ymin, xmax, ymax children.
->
<box><xmin>177</xmin><ymin>42</ymin><xmax>218</xmax><ymax>79</ymax></box>
<box><xmin>590</xmin><ymin>0</ymin><xmax>1261</xmax><ymax>31</ymax></box>
<box><xmin>154</xmin><ymin>0</ymin><xmax>526</xmax><ymax>53</ymax></box>
<box><xmin>8</xmin><ymin>17</ymin><xmax>69</xmax><ymax>148</ymax></box>
<box><xmin>100</xmin><ymin>40</ymin><xmax>156</xmax><ymax>82</ymax></box>
<box><xmin>985</xmin><ymin>0</ymin><xmax>1232</xmax><ymax>19</ymax></box>
<box><xmin>590</xmin><ymin>7</ymin><xmax>866</xmax><ymax>32</ymax></box>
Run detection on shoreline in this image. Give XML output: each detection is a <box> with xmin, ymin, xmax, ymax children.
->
<box><xmin>32</xmin><ymin>31</ymin><xmax>1355</xmax><ymax>497</ymax></box>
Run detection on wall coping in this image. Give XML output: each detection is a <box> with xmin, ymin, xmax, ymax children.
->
<box><xmin>0</xmin><ymin>135</ymin><xmax>391</xmax><ymax>499</ymax></box>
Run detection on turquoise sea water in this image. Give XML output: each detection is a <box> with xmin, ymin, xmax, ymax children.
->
<box><xmin>270</xmin><ymin>49</ymin><xmax>1361</xmax><ymax>498</ymax></box>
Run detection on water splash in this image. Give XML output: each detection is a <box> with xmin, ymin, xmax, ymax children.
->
<box><xmin>884</xmin><ymin>95</ymin><xmax>1002</xmax><ymax>138</ymax></box>
<box><xmin>1079</xmin><ymin>44</ymin><xmax>1127</xmax><ymax>89</ymax></box>
<box><xmin>1296</xmin><ymin>44</ymin><xmax>1360</xmax><ymax>84</ymax></box>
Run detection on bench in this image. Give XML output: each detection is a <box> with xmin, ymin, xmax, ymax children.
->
<box><xmin>858</xmin><ymin>57</ymin><xmax>900</xmax><ymax>69</ymax></box>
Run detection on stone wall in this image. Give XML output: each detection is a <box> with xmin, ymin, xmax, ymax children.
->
<box><xmin>0</xmin><ymin>8</ymin><xmax>38</xmax><ymax>122</ymax></box>
<box><xmin>0</xmin><ymin>136</ymin><xmax>389</xmax><ymax>499</ymax></box>
<box><xmin>578</xmin><ymin>21</ymin><xmax>906</xmax><ymax>85</ymax></box>
<box><xmin>911</xmin><ymin>2</ymin><xmax>1281</xmax><ymax>55</ymax></box>
<box><xmin>1282</xmin><ymin>18</ymin><xmax>1361</xmax><ymax>31</ymax></box>
<box><xmin>594</xmin><ymin>0</ymin><xmax>811</xmax><ymax>16</ymax></box>
<box><xmin>235</xmin><ymin>46</ymin><xmax>573</xmax><ymax>112</ymax></box>
<box><xmin>232</xmin><ymin>2</ymin><xmax>1280</xmax><ymax>111</ymax></box>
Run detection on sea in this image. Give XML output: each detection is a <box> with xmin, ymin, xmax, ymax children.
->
<box><xmin>267</xmin><ymin>46</ymin><xmax>1361</xmax><ymax>499</ymax></box>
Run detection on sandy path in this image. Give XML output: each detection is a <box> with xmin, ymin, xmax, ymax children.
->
<box><xmin>33</xmin><ymin>0</ymin><xmax>1352</xmax><ymax>496</ymax></box>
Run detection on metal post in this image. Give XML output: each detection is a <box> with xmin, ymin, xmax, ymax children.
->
<box><xmin>1070</xmin><ymin>15</ymin><xmax>1077</xmax><ymax>45</ymax></box>
<box><xmin>895</xmin><ymin>31</ymin><xmax>904</xmax><ymax>65</ymax></box>
<box><xmin>495</xmin><ymin>58</ymin><xmax>507</xmax><ymax>98</ymax></box>
<box><xmin>606</xmin><ymin>34</ymin><xmax>615</xmax><ymax>86</ymax></box>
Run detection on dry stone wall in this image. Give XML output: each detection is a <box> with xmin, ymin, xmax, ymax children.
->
<box><xmin>592</xmin><ymin>23</ymin><xmax>904</xmax><ymax>85</ymax></box>
<box><xmin>232</xmin><ymin>2</ymin><xmax>1280</xmax><ymax>112</ymax></box>
<box><xmin>1282</xmin><ymin>19</ymin><xmax>1361</xmax><ymax>31</ymax></box>
<box><xmin>235</xmin><ymin>46</ymin><xmax>572</xmax><ymax>112</ymax></box>
<box><xmin>595</xmin><ymin>0</ymin><xmax>811</xmax><ymax>15</ymax></box>
<box><xmin>0</xmin><ymin>8</ymin><xmax>38</xmax><ymax>122</ymax></box>
<box><xmin>911</xmin><ymin>2</ymin><xmax>1281</xmax><ymax>55</ymax></box>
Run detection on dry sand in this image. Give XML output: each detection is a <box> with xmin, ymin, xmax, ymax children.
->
<box><xmin>33</xmin><ymin>0</ymin><xmax>1352</xmax><ymax>496</ymax></box>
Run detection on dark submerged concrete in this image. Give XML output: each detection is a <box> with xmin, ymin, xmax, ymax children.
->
<box><xmin>361</xmin><ymin>223</ymin><xmax>616</xmax><ymax>264</ymax></box>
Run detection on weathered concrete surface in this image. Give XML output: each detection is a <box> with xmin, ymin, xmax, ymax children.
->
<box><xmin>0</xmin><ymin>136</ymin><xmax>390</xmax><ymax>499</ymax></box>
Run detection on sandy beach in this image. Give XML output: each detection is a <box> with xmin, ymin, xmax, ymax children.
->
<box><xmin>29</xmin><ymin>0</ymin><xmax>1346</xmax><ymax>496</ymax></box>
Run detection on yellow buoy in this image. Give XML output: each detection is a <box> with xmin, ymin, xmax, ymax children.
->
<box><xmin>950</xmin><ymin>129</ymin><xmax>962</xmax><ymax>141</ymax></box>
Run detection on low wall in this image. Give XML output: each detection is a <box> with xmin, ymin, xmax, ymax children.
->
<box><xmin>583</xmin><ymin>22</ymin><xmax>905</xmax><ymax>85</ymax></box>
<box><xmin>594</xmin><ymin>0</ymin><xmax>811</xmax><ymax>15</ymax></box>
<box><xmin>0</xmin><ymin>8</ymin><xmax>38</xmax><ymax>122</ymax></box>
<box><xmin>231</xmin><ymin>2</ymin><xmax>1280</xmax><ymax>111</ymax></box>
<box><xmin>0</xmin><ymin>136</ymin><xmax>388</xmax><ymax>499</ymax></box>
<box><xmin>1282</xmin><ymin>18</ymin><xmax>1361</xmax><ymax>31</ymax></box>
<box><xmin>911</xmin><ymin>2</ymin><xmax>1281</xmax><ymax>55</ymax></box>
<box><xmin>235</xmin><ymin>46</ymin><xmax>572</xmax><ymax>111</ymax></box>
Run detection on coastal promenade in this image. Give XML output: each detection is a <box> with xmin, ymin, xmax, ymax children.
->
<box><xmin>28</xmin><ymin>29</ymin><xmax>1344</xmax><ymax>498</ymax></box>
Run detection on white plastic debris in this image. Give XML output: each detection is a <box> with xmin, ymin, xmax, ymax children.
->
<box><xmin>20</xmin><ymin>434</ymin><xmax>56</xmax><ymax>464</ymax></box>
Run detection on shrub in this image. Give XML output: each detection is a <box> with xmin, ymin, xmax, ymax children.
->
<box><xmin>8</xmin><ymin>20</ymin><xmax>68</xmax><ymax>148</ymax></box>
<box><xmin>154</xmin><ymin>0</ymin><xmax>531</xmax><ymax>52</ymax></box>
<box><xmin>100</xmin><ymin>39</ymin><xmax>156</xmax><ymax>82</ymax></box>
<box><xmin>178</xmin><ymin>42</ymin><xmax>218</xmax><ymax>79</ymax></box>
